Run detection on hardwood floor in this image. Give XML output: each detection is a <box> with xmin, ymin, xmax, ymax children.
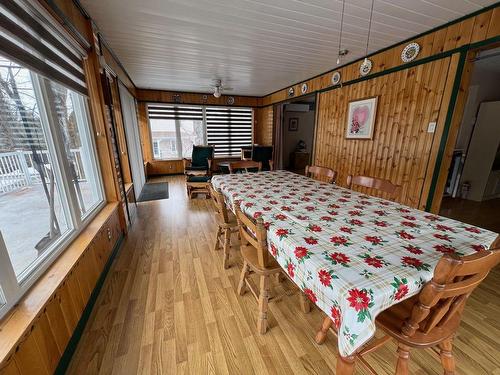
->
<box><xmin>67</xmin><ymin>175</ymin><xmax>500</xmax><ymax>375</ymax></box>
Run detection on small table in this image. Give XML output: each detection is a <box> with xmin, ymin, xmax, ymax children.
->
<box><xmin>217</xmin><ymin>161</ymin><xmax>232</xmax><ymax>174</ymax></box>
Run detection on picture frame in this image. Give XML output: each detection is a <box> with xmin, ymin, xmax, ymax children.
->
<box><xmin>289</xmin><ymin>117</ymin><xmax>299</xmax><ymax>131</ymax></box>
<box><xmin>346</xmin><ymin>97</ymin><xmax>378</xmax><ymax>139</ymax></box>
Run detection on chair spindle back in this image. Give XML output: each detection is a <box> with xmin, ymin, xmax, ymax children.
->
<box><xmin>229</xmin><ymin>161</ymin><xmax>262</xmax><ymax>174</ymax></box>
<box><xmin>305</xmin><ymin>165</ymin><xmax>337</xmax><ymax>184</ymax></box>
<box><xmin>234</xmin><ymin>203</ymin><xmax>269</xmax><ymax>268</ymax></box>
<box><xmin>402</xmin><ymin>236</ymin><xmax>500</xmax><ymax>338</ymax></box>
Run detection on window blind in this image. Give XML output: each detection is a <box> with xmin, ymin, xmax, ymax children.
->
<box><xmin>206</xmin><ymin>107</ymin><xmax>252</xmax><ymax>157</ymax></box>
<box><xmin>0</xmin><ymin>0</ymin><xmax>88</xmax><ymax>95</ymax></box>
<box><xmin>147</xmin><ymin>104</ymin><xmax>203</xmax><ymax>121</ymax></box>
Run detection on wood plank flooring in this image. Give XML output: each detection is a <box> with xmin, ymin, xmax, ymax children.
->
<box><xmin>67</xmin><ymin>175</ymin><xmax>500</xmax><ymax>375</ymax></box>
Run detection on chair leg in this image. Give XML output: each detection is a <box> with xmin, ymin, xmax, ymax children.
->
<box><xmin>299</xmin><ymin>291</ymin><xmax>311</xmax><ymax>314</ymax></box>
<box><xmin>257</xmin><ymin>275</ymin><xmax>270</xmax><ymax>334</ymax></box>
<box><xmin>237</xmin><ymin>261</ymin><xmax>250</xmax><ymax>296</ymax></box>
<box><xmin>439</xmin><ymin>338</ymin><xmax>455</xmax><ymax>375</ymax></box>
<box><xmin>395</xmin><ymin>343</ymin><xmax>410</xmax><ymax>375</ymax></box>
<box><xmin>315</xmin><ymin>316</ymin><xmax>333</xmax><ymax>344</ymax></box>
<box><xmin>336</xmin><ymin>354</ymin><xmax>356</xmax><ymax>375</ymax></box>
<box><xmin>222</xmin><ymin>229</ymin><xmax>231</xmax><ymax>269</ymax></box>
<box><xmin>214</xmin><ymin>226</ymin><xmax>222</xmax><ymax>251</ymax></box>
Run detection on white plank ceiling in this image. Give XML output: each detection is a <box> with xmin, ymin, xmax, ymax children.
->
<box><xmin>80</xmin><ymin>0</ymin><xmax>497</xmax><ymax>96</ymax></box>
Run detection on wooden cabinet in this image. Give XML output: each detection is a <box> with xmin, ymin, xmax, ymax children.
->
<box><xmin>290</xmin><ymin>151</ymin><xmax>310</xmax><ymax>171</ymax></box>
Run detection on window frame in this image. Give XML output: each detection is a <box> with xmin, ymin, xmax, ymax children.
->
<box><xmin>0</xmin><ymin>66</ymin><xmax>105</xmax><ymax>321</ymax></box>
<box><xmin>147</xmin><ymin>103</ymin><xmax>254</xmax><ymax>160</ymax></box>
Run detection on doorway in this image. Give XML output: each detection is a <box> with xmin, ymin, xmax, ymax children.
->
<box><xmin>439</xmin><ymin>47</ymin><xmax>500</xmax><ymax>233</ymax></box>
<box><xmin>280</xmin><ymin>94</ymin><xmax>316</xmax><ymax>174</ymax></box>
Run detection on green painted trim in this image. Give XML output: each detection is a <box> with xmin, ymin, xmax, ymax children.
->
<box><xmin>259</xmin><ymin>35</ymin><xmax>500</xmax><ymax>108</ymax></box>
<box><xmin>54</xmin><ymin>234</ymin><xmax>124</xmax><ymax>375</ymax></box>
<box><xmin>263</xmin><ymin>2</ymin><xmax>500</xmax><ymax>99</ymax></box>
<box><xmin>424</xmin><ymin>51</ymin><xmax>468</xmax><ymax>212</ymax></box>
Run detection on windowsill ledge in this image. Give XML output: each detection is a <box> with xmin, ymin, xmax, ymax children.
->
<box><xmin>0</xmin><ymin>202</ymin><xmax>119</xmax><ymax>365</ymax></box>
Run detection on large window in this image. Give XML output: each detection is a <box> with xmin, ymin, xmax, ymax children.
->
<box><xmin>0</xmin><ymin>56</ymin><xmax>104</xmax><ymax>319</ymax></box>
<box><xmin>147</xmin><ymin>104</ymin><xmax>253</xmax><ymax>158</ymax></box>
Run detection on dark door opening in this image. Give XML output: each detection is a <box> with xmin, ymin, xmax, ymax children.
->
<box><xmin>280</xmin><ymin>94</ymin><xmax>316</xmax><ymax>174</ymax></box>
<box><xmin>439</xmin><ymin>47</ymin><xmax>500</xmax><ymax>233</ymax></box>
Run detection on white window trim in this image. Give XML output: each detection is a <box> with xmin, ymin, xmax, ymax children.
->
<box><xmin>0</xmin><ymin>74</ymin><xmax>105</xmax><ymax>321</ymax></box>
<box><xmin>147</xmin><ymin>103</ymin><xmax>253</xmax><ymax>160</ymax></box>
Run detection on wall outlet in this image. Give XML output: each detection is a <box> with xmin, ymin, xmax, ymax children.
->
<box><xmin>427</xmin><ymin>122</ymin><xmax>436</xmax><ymax>133</ymax></box>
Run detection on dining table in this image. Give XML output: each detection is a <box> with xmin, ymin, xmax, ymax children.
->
<box><xmin>211</xmin><ymin>170</ymin><xmax>498</xmax><ymax>364</ymax></box>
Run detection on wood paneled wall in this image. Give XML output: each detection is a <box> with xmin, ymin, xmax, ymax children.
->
<box><xmin>261</xmin><ymin>6</ymin><xmax>499</xmax><ymax>107</ymax></box>
<box><xmin>0</xmin><ymin>204</ymin><xmax>122</xmax><ymax>375</ymax></box>
<box><xmin>101</xmin><ymin>43</ymin><xmax>137</xmax><ymax>97</ymax></box>
<box><xmin>257</xmin><ymin>5</ymin><xmax>500</xmax><ymax>211</ymax></box>
<box><xmin>314</xmin><ymin>57</ymin><xmax>453</xmax><ymax>208</ymax></box>
<box><xmin>137</xmin><ymin>89</ymin><xmax>261</xmax><ymax>107</ymax></box>
<box><xmin>254</xmin><ymin>106</ymin><xmax>274</xmax><ymax>146</ymax></box>
<box><xmin>40</xmin><ymin>0</ymin><xmax>92</xmax><ymax>47</ymax></box>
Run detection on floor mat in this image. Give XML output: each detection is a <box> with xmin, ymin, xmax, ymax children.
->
<box><xmin>138</xmin><ymin>182</ymin><xmax>169</xmax><ymax>202</ymax></box>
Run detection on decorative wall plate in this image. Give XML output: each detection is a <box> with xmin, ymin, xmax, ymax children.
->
<box><xmin>227</xmin><ymin>96</ymin><xmax>235</xmax><ymax>105</ymax></box>
<box><xmin>288</xmin><ymin>87</ymin><xmax>295</xmax><ymax>97</ymax></box>
<box><xmin>359</xmin><ymin>58</ymin><xmax>372</xmax><ymax>76</ymax></box>
<box><xmin>301</xmin><ymin>83</ymin><xmax>308</xmax><ymax>94</ymax></box>
<box><xmin>331</xmin><ymin>71</ymin><xmax>341</xmax><ymax>85</ymax></box>
<box><xmin>401</xmin><ymin>42</ymin><xmax>420</xmax><ymax>63</ymax></box>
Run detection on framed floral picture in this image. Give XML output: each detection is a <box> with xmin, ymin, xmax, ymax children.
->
<box><xmin>346</xmin><ymin>97</ymin><xmax>378</xmax><ymax>139</ymax></box>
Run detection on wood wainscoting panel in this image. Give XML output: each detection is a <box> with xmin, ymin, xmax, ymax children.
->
<box><xmin>0</xmin><ymin>204</ymin><xmax>122</xmax><ymax>375</ymax></box>
<box><xmin>261</xmin><ymin>6</ymin><xmax>497</xmax><ymax>107</ymax></box>
<box><xmin>254</xmin><ymin>105</ymin><xmax>274</xmax><ymax>146</ymax></box>
<box><xmin>314</xmin><ymin>57</ymin><xmax>453</xmax><ymax>208</ymax></box>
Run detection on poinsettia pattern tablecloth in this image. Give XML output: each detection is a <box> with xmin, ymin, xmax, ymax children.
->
<box><xmin>211</xmin><ymin>171</ymin><xmax>498</xmax><ymax>356</ymax></box>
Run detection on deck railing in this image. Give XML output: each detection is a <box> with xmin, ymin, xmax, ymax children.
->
<box><xmin>0</xmin><ymin>149</ymin><xmax>84</xmax><ymax>194</ymax></box>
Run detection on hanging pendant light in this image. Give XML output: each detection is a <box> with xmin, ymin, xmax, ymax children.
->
<box><xmin>360</xmin><ymin>0</ymin><xmax>375</xmax><ymax>76</ymax></box>
<box><xmin>336</xmin><ymin>0</ymin><xmax>347</xmax><ymax>65</ymax></box>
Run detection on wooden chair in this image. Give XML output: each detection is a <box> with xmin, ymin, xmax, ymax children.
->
<box><xmin>315</xmin><ymin>236</ymin><xmax>500</xmax><ymax>375</ymax></box>
<box><xmin>209</xmin><ymin>185</ymin><xmax>239</xmax><ymax>269</ymax></box>
<box><xmin>305</xmin><ymin>165</ymin><xmax>337</xmax><ymax>184</ymax></box>
<box><xmin>184</xmin><ymin>145</ymin><xmax>214</xmax><ymax>198</ymax></box>
<box><xmin>235</xmin><ymin>203</ymin><xmax>283</xmax><ymax>334</ymax></box>
<box><xmin>229</xmin><ymin>160</ymin><xmax>262</xmax><ymax>174</ymax></box>
<box><xmin>347</xmin><ymin>174</ymin><xmax>401</xmax><ymax>200</ymax></box>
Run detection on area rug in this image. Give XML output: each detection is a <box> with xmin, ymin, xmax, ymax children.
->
<box><xmin>138</xmin><ymin>182</ymin><xmax>169</xmax><ymax>202</ymax></box>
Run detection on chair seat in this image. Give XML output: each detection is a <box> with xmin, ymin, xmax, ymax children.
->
<box><xmin>241</xmin><ymin>245</ymin><xmax>282</xmax><ymax>275</ymax></box>
<box><xmin>215</xmin><ymin>212</ymin><xmax>238</xmax><ymax>228</ymax></box>
<box><xmin>186</xmin><ymin>175</ymin><xmax>211</xmax><ymax>183</ymax></box>
<box><xmin>185</xmin><ymin>165</ymin><xmax>208</xmax><ymax>172</ymax></box>
<box><xmin>376</xmin><ymin>296</ymin><xmax>460</xmax><ymax>348</ymax></box>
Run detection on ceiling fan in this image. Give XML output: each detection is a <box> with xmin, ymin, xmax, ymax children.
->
<box><xmin>210</xmin><ymin>79</ymin><xmax>233</xmax><ymax>98</ymax></box>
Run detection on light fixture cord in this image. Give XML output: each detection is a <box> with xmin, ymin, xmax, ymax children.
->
<box><xmin>338</xmin><ymin>0</ymin><xmax>345</xmax><ymax>54</ymax></box>
<box><xmin>365</xmin><ymin>0</ymin><xmax>374</xmax><ymax>57</ymax></box>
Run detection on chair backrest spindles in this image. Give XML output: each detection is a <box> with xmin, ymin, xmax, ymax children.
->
<box><xmin>347</xmin><ymin>174</ymin><xmax>401</xmax><ymax>200</ymax></box>
<box><xmin>209</xmin><ymin>185</ymin><xmax>230</xmax><ymax>223</ymax></box>
<box><xmin>305</xmin><ymin>165</ymin><xmax>337</xmax><ymax>184</ymax></box>
<box><xmin>229</xmin><ymin>160</ymin><xmax>262</xmax><ymax>174</ymax></box>
<box><xmin>234</xmin><ymin>203</ymin><xmax>269</xmax><ymax>268</ymax></box>
<box><xmin>402</xmin><ymin>240</ymin><xmax>500</xmax><ymax>338</ymax></box>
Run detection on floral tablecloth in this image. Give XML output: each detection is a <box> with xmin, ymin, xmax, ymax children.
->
<box><xmin>211</xmin><ymin>171</ymin><xmax>498</xmax><ymax>356</ymax></box>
